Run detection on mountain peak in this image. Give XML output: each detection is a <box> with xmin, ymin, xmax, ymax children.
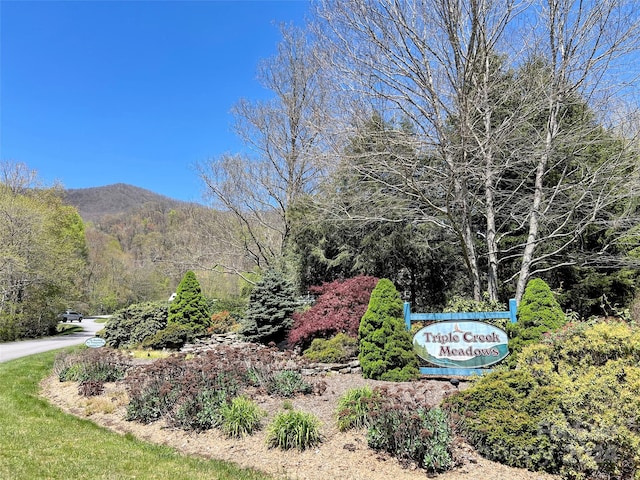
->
<box><xmin>64</xmin><ymin>183</ymin><xmax>185</xmax><ymax>222</ymax></box>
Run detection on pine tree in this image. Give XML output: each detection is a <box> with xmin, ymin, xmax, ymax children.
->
<box><xmin>358</xmin><ymin>278</ymin><xmax>420</xmax><ymax>381</ymax></box>
<box><xmin>240</xmin><ymin>270</ymin><xmax>298</xmax><ymax>345</ymax></box>
<box><xmin>168</xmin><ymin>271</ymin><xmax>210</xmax><ymax>335</ymax></box>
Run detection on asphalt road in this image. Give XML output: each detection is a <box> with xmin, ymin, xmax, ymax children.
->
<box><xmin>0</xmin><ymin>317</ymin><xmax>106</xmax><ymax>363</ymax></box>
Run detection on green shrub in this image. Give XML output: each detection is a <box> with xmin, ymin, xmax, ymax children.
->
<box><xmin>445</xmin><ymin>319</ymin><xmax>640</xmax><ymax>479</ymax></box>
<box><xmin>102</xmin><ymin>301</ymin><xmax>168</xmax><ymax>348</ymax></box>
<box><xmin>266</xmin><ymin>370</ymin><xmax>312</xmax><ymax>398</ymax></box>
<box><xmin>507</xmin><ymin>278</ymin><xmax>566</xmax><ymax>365</ymax></box>
<box><xmin>358</xmin><ymin>279</ymin><xmax>420</xmax><ymax>381</ymax></box>
<box><xmin>141</xmin><ymin>323</ymin><xmax>192</xmax><ymax>350</ymax></box>
<box><xmin>171</xmin><ymin>388</ymin><xmax>229</xmax><ymax>431</ymax></box>
<box><xmin>367</xmin><ymin>405</ymin><xmax>453</xmax><ymax>473</ymax></box>
<box><xmin>266</xmin><ymin>410</ymin><xmax>321</xmax><ymax>450</ymax></box>
<box><xmin>336</xmin><ymin>386</ymin><xmax>381</xmax><ymax>431</ymax></box>
<box><xmin>239</xmin><ymin>269</ymin><xmax>298</xmax><ymax>345</ymax></box>
<box><xmin>169</xmin><ymin>271</ymin><xmax>211</xmax><ymax>335</ymax></box>
<box><xmin>54</xmin><ymin>349</ymin><xmax>131</xmax><ymax>383</ymax></box>
<box><xmin>303</xmin><ymin>333</ymin><xmax>358</xmax><ymax>363</ymax></box>
<box><xmin>220</xmin><ymin>396</ymin><xmax>265</xmax><ymax>438</ymax></box>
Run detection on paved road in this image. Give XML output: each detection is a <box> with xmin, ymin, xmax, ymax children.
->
<box><xmin>0</xmin><ymin>318</ymin><xmax>105</xmax><ymax>363</ymax></box>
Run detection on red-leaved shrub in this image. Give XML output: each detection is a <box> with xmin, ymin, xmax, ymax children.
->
<box><xmin>288</xmin><ymin>276</ymin><xmax>379</xmax><ymax>350</ymax></box>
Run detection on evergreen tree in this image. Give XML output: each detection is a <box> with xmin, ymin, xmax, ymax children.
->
<box><xmin>168</xmin><ymin>271</ymin><xmax>210</xmax><ymax>335</ymax></box>
<box><xmin>240</xmin><ymin>270</ymin><xmax>298</xmax><ymax>345</ymax></box>
<box><xmin>358</xmin><ymin>278</ymin><xmax>420</xmax><ymax>381</ymax></box>
<box><xmin>507</xmin><ymin>278</ymin><xmax>566</xmax><ymax>364</ymax></box>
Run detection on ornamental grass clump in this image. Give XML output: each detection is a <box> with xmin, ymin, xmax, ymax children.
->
<box><xmin>336</xmin><ymin>386</ymin><xmax>381</xmax><ymax>431</ymax></box>
<box><xmin>266</xmin><ymin>410</ymin><xmax>322</xmax><ymax>451</ymax></box>
<box><xmin>220</xmin><ymin>396</ymin><xmax>265</xmax><ymax>438</ymax></box>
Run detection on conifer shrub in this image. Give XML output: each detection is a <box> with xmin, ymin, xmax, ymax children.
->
<box><xmin>168</xmin><ymin>271</ymin><xmax>211</xmax><ymax>336</ymax></box>
<box><xmin>444</xmin><ymin>319</ymin><xmax>640</xmax><ymax>479</ymax></box>
<box><xmin>102</xmin><ymin>301</ymin><xmax>168</xmax><ymax>348</ymax></box>
<box><xmin>303</xmin><ymin>332</ymin><xmax>358</xmax><ymax>363</ymax></box>
<box><xmin>358</xmin><ymin>279</ymin><xmax>420</xmax><ymax>381</ymax></box>
<box><xmin>288</xmin><ymin>276</ymin><xmax>379</xmax><ymax>350</ymax></box>
<box><xmin>507</xmin><ymin>278</ymin><xmax>566</xmax><ymax>365</ymax></box>
<box><xmin>141</xmin><ymin>323</ymin><xmax>192</xmax><ymax>350</ymax></box>
<box><xmin>239</xmin><ymin>269</ymin><xmax>298</xmax><ymax>345</ymax></box>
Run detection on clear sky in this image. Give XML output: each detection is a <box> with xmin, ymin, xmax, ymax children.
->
<box><xmin>0</xmin><ymin>0</ymin><xmax>310</xmax><ymax>203</ymax></box>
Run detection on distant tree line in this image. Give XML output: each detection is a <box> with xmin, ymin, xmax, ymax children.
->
<box><xmin>0</xmin><ymin>162</ymin><xmax>87</xmax><ymax>340</ymax></box>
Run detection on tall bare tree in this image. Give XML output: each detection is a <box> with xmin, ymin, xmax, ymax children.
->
<box><xmin>199</xmin><ymin>24</ymin><xmax>330</xmax><ymax>273</ymax></box>
<box><xmin>511</xmin><ymin>0</ymin><xmax>640</xmax><ymax>301</ymax></box>
<box><xmin>313</xmin><ymin>0</ymin><xmax>640</xmax><ymax>302</ymax></box>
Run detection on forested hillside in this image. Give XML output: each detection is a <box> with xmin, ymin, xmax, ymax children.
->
<box><xmin>64</xmin><ymin>183</ymin><xmax>185</xmax><ymax>223</ymax></box>
<box><xmin>61</xmin><ymin>183</ymin><xmax>253</xmax><ymax>314</ymax></box>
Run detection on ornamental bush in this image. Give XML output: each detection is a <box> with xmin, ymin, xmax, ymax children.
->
<box><xmin>288</xmin><ymin>276</ymin><xmax>379</xmax><ymax>350</ymax></box>
<box><xmin>168</xmin><ymin>271</ymin><xmax>211</xmax><ymax>335</ymax></box>
<box><xmin>507</xmin><ymin>278</ymin><xmax>565</xmax><ymax>365</ymax></box>
<box><xmin>102</xmin><ymin>301</ymin><xmax>168</xmax><ymax>348</ymax></box>
<box><xmin>239</xmin><ymin>269</ymin><xmax>298</xmax><ymax>345</ymax></box>
<box><xmin>358</xmin><ymin>279</ymin><xmax>420</xmax><ymax>381</ymax></box>
<box><xmin>141</xmin><ymin>322</ymin><xmax>192</xmax><ymax>350</ymax></box>
<box><xmin>303</xmin><ymin>332</ymin><xmax>358</xmax><ymax>363</ymax></box>
<box><xmin>368</xmin><ymin>404</ymin><xmax>453</xmax><ymax>473</ymax></box>
<box><xmin>444</xmin><ymin>319</ymin><xmax>640</xmax><ymax>479</ymax></box>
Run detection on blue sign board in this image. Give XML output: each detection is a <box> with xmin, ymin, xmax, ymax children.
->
<box><xmin>85</xmin><ymin>337</ymin><xmax>106</xmax><ymax>348</ymax></box>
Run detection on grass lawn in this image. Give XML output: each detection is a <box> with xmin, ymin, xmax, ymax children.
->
<box><xmin>0</xmin><ymin>349</ymin><xmax>273</xmax><ymax>480</ymax></box>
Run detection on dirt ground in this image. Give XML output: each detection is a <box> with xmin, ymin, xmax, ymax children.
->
<box><xmin>40</xmin><ymin>372</ymin><xmax>560</xmax><ymax>480</ymax></box>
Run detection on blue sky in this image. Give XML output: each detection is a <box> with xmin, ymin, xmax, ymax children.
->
<box><xmin>1</xmin><ymin>0</ymin><xmax>309</xmax><ymax>203</ymax></box>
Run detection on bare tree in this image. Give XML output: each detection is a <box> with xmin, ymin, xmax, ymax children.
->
<box><xmin>511</xmin><ymin>0</ymin><xmax>640</xmax><ymax>300</ymax></box>
<box><xmin>313</xmin><ymin>0</ymin><xmax>640</xmax><ymax>302</ymax></box>
<box><xmin>198</xmin><ymin>24</ymin><xmax>330</xmax><ymax>272</ymax></box>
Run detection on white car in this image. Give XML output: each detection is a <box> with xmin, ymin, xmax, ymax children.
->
<box><xmin>60</xmin><ymin>310</ymin><xmax>83</xmax><ymax>322</ymax></box>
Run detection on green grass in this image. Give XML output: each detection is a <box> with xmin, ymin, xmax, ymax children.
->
<box><xmin>0</xmin><ymin>350</ymin><xmax>273</xmax><ymax>480</ymax></box>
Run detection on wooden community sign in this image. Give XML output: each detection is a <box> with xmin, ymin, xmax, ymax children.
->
<box><xmin>404</xmin><ymin>299</ymin><xmax>517</xmax><ymax>376</ymax></box>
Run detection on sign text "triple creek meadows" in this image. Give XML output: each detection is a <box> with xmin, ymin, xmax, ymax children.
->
<box><xmin>422</xmin><ymin>329</ymin><xmax>501</xmax><ymax>357</ymax></box>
